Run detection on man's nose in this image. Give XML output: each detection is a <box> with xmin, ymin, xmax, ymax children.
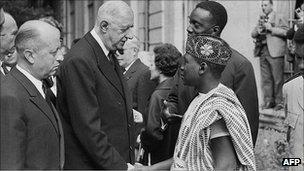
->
<box><xmin>125</xmin><ymin>29</ymin><xmax>134</xmax><ymax>40</ymax></box>
<box><xmin>187</xmin><ymin>25</ymin><xmax>193</xmax><ymax>35</ymax></box>
<box><xmin>56</xmin><ymin>51</ymin><xmax>64</xmax><ymax>62</ymax></box>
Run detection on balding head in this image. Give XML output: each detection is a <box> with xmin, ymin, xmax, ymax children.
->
<box><xmin>0</xmin><ymin>12</ymin><xmax>17</xmax><ymax>60</ymax></box>
<box><xmin>15</xmin><ymin>20</ymin><xmax>60</xmax><ymax>54</ymax></box>
<box><xmin>95</xmin><ymin>1</ymin><xmax>133</xmax><ymax>28</ymax></box>
<box><xmin>116</xmin><ymin>36</ymin><xmax>140</xmax><ymax>68</ymax></box>
<box><xmin>94</xmin><ymin>0</ymin><xmax>134</xmax><ymax>51</ymax></box>
<box><xmin>15</xmin><ymin>20</ymin><xmax>61</xmax><ymax>80</ymax></box>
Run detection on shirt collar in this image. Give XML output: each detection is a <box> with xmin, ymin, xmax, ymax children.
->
<box><xmin>124</xmin><ymin>59</ymin><xmax>137</xmax><ymax>74</ymax></box>
<box><xmin>16</xmin><ymin>65</ymin><xmax>45</xmax><ymax>99</ymax></box>
<box><xmin>90</xmin><ymin>29</ymin><xmax>110</xmax><ymax>58</ymax></box>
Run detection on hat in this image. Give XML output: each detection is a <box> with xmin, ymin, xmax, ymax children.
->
<box><xmin>294</xmin><ymin>24</ymin><xmax>304</xmax><ymax>44</ymax></box>
<box><xmin>186</xmin><ymin>34</ymin><xmax>232</xmax><ymax>65</ymax></box>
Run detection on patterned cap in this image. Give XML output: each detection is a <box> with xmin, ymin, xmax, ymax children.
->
<box><xmin>186</xmin><ymin>34</ymin><xmax>232</xmax><ymax>66</ymax></box>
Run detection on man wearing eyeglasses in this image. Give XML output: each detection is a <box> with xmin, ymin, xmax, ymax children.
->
<box><xmin>0</xmin><ymin>11</ymin><xmax>18</xmax><ymax>77</ymax></box>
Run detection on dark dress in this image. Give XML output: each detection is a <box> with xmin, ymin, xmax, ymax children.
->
<box><xmin>141</xmin><ymin>78</ymin><xmax>178</xmax><ymax>164</ymax></box>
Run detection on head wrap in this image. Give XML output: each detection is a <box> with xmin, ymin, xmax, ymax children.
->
<box><xmin>294</xmin><ymin>24</ymin><xmax>304</xmax><ymax>44</ymax></box>
<box><xmin>195</xmin><ymin>1</ymin><xmax>228</xmax><ymax>32</ymax></box>
<box><xmin>186</xmin><ymin>34</ymin><xmax>232</xmax><ymax>66</ymax></box>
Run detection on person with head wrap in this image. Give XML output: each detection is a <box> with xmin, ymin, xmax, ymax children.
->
<box><xmin>251</xmin><ymin>0</ymin><xmax>288</xmax><ymax>111</ymax></box>
<box><xmin>162</xmin><ymin>0</ymin><xmax>259</xmax><ymax>147</ymax></box>
<box><xmin>140</xmin><ymin>35</ymin><xmax>256</xmax><ymax>170</ymax></box>
<box><xmin>282</xmin><ymin>24</ymin><xmax>304</xmax><ymax>171</ymax></box>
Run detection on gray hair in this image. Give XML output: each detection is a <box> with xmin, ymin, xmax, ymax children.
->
<box><xmin>95</xmin><ymin>1</ymin><xmax>133</xmax><ymax>28</ymax></box>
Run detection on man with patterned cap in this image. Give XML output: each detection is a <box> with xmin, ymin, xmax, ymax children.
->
<box><xmin>140</xmin><ymin>35</ymin><xmax>256</xmax><ymax>170</ymax></box>
<box><xmin>162</xmin><ymin>0</ymin><xmax>259</xmax><ymax>147</ymax></box>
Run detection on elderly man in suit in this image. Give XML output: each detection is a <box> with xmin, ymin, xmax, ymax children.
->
<box><xmin>0</xmin><ymin>12</ymin><xmax>18</xmax><ymax>77</ymax></box>
<box><xmin>57</xmin><ymin>1</ymin><xmax>136</xmax><ymax>170</ymax></box>
<box><xmin>116</xmin><ymin>37</ymin><xmax>151</xmax><ymax>132</ymax></box>
<box><xmin>1</xmin><ymin>20</ymin><xmax>64</xmax><ymax>169</ymax></box>
<box><xmin>252</xmin><ymin>0</ymin><xmax>288</xmax><ymax>110</ymax></box>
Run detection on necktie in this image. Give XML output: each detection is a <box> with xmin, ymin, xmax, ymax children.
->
<box><xmin>1</xmin><ymin>63</ymin><xmax>9</xmax><ymax>75</ymax></box>
<box><xmin>42</xmin><ymin>77</ymin><xmax>56</xmax><ymax>106</ymax></box>
<box><xmin>42</xmin><ymin>78</ymin><xmax>65</xmax><ymax>169</ymax></box>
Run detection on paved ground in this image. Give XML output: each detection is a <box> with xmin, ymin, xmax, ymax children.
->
<box><xmin>255</xmin><ymin>108</ymin><xmax>291</xmax><ymax>170</ymax></box>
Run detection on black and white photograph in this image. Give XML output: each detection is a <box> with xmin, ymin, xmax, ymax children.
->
<box><xmin>0</xmin><ymin>0</ymin><xmax>303</xmax><ymax>170</ymax></box>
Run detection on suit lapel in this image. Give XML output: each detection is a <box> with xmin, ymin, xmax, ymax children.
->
<box><xmin>10</xmin><ymin>68</ymin><xmax>59</xmax><ymax>135</ymax></box>
<box><xmin>84</xmin><ymin>33</ymin><xmax>124</xmax><ymax>96</ymax></box>
<box><xmin>124</xmin><ymin>59</ymin><xmax>141</xmax><ymax>80</ymax></box>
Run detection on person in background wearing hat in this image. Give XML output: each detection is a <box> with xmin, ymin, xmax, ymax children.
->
<box><xmin>251</xmin><ymin>0</ymin><xmax>288</xmax><ymax>111</ymax></box>
<box><xmin>139</xmin><ymin>35</ymin><xmax>256</xmax><ymax>170</ymax></box>
<box><xmin>282</xmin><ymin>24</ymin><xmax>304</xmax><ymax>171</ymax></box>
<box><xmin>162</xmin><ymin>0</ymin><xmax>259</xmax><ymax>146</ymax></box>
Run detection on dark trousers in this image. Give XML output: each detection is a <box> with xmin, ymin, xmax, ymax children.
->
<box><xmin>259</xmin><ymin>45</ymin><xmax>284</xmax><ymax>105</ymax></box>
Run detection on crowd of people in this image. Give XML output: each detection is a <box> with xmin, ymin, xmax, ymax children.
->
<box><xmin>0</xmin><ymin>0</ymin><xmax>303</xmax><ymax>170</ymax></box>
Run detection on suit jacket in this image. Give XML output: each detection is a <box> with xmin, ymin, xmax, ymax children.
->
<box><xmin>124</xmin><ymin>59</ymin><xmax>149</xmax><ymax>111</ymax></box>
<box><xmin>252</xmin><ymin>11</ymin><xmax>288</xmax><ymax>57</ymax></box>
<box><xmin>283</xmin><ymin>74</ymin><xmax>303</xmax><ymax>171</ymax></box>
<box><xmin>137</xmin><ymin>70</ymin><xmax>158</xmax><ymax>124</ymax></box>
<box><xmin>0</xmin><ymin>68</ymin><xmax>64</xmax><ymax>170</ymax></box>
<box><xmin>124</xmin><ymin>59</ymin><xmax>151</xmax><ymax>138</ymax></box>
<box><xmin>142</xmin><ymin>78</ymin><xmax>178</xmax><ymax>164</ymax></box>
<box><xmin>167</xmin><ymin>49</ymin><xmax>259</xmax><ymax>146</ymax></box>
<box><xmin>56</xmin><ymin>32</ymin><xmax>135</xmax><ymax>170</ymax></box>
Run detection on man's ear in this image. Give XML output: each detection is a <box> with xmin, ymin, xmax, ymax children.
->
<box><xmin>213</xmin><ymin>26</ymin><xmax>220</xmax><ymax>35</ymax></box>
<box><xmin>100</xmin><ymin>20</ymin><xmax>109</xmax><ymax>33</ymax></box>
<box><xmin>198</xmin><ymin>62</ymin><xmax>207</xmax><ymax>75</ymax></box>
<box><xmin>23</xmin><ymin>49</ymin><xmax>35</xmax><ymax>64</ymax></box>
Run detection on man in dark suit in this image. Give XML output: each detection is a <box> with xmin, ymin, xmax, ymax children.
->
<box><xmin>56</xmin><ymin>1</ymin><xmax>136</xmax><ymax>170</ymax></box>
<box><xmin>0</xmin><ymin>12</ymin><xmax>18</xmax><ymax>77</ymax></box>
<box><xmin>1</xmin><ymin>20</ymin><xmax>64</xmax><ymax>169</ymax></box>
<box><xmin>116</xmin><ymin>37</ymin><xmax>152</xmax><ymax>134</ymax></box>
<box><xmin>163</xmin><ymin>1</ymin><xmax>259</xmax><ymax>146</ymax></box>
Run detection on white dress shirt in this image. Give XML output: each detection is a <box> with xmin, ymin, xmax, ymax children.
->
<box><xmin>16</xmin><ymin>65</ymin><xmax>45</xmax><ymax>99</ymax></box>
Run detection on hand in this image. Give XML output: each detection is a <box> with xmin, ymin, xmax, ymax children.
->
<box><xmin>264</xmin><ymin>22</ymin><xmax>272</xmax><ymax>31</ymax></box>
<box><xmin>133</xmin><ymin>109</ymin><xmax>143</xmax><ymax>123</ymax></box>
<box><xmin>162</xmin><ymin>100</ymin><xmax>182</xmax><ymax>124</ymax></box>
<box><xmin>132</xmin><ymin>164</ymin><xmax>154</xmax><ymax>171</ymax></box>
<box><xmin>257</xmin><ymin>26</ymin><xmax>265</xmax><ymax>34</ymax></box>
<box><xmin>162</xmin><ymin>100</ymin><xmax>178</xmax><ymax>119</ymax></box>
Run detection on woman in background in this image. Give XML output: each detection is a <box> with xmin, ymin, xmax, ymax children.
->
<box><xmin>140</xmin><ymin>43</ymin><xmax>181</xmax><ymax>165</ymax></box>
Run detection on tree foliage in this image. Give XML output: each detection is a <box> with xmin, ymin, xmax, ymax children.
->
<box><xmin>0</xmin><ymin>0</ymin><xmax>56</xmax><ymax>27</ymax></box>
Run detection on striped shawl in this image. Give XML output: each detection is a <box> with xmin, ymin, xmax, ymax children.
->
<box><xmin>171</xmin><ymin>84</ymin><xmax>256</xmax><ymax>171</ymax></box>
